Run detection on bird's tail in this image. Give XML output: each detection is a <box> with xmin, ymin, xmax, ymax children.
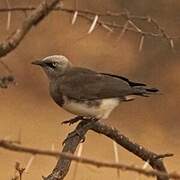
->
<box><xmin>132</xmin><ymin>86</ymin><xmax>159</xmax><ymax>97</ymax></box>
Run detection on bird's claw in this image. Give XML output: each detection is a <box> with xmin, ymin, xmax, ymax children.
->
<box><xmin>61</xmin><ymin>116</ymin><xmax>83</xmax><ymax>125</ymax></box>
<box><xmin>61</xmin><ymin>116</ymin><xmax>98</xmax><ymax>126</ymax></box>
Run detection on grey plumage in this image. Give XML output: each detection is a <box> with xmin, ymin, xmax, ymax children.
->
<box><xmin>32</xmin><ymin>55</ymin><xmax>159</xmax><ymax>119</ymax></box>
<box><xmin>58</xmin><ymin>68</ymin><xmax>158</xmax><ymax>100</ymax></box>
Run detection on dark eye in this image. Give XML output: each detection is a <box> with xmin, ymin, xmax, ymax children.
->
<box><xmin>46</xmin><ymin>62</ymin><xmax>56</xmax><ymax>68</ymax></box>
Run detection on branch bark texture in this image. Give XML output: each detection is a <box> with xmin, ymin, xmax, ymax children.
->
<box><xmin>45</xmin><ymin>120</ymin><xmax>170</xmax><ymax>180</ymax></box>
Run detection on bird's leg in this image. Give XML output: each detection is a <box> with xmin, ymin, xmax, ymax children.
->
<box><xmin>61</xmin><ymin>116</ymin><xmax>98</xmax><ymax>125</ymax></box>
<box><xmin>62</xmin><ymin>117</ymin><xmax>98</xmax><ymax>145</ymax></box>
<box><xmin>61</xmin><ymin>116</ymin><xmax>84</xmax><ymax>125</ymax></box>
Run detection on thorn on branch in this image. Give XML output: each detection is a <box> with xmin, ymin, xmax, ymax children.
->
<box><xmin>71</xmin><ymin>11</ymin><xmax>78</xmax><ymax>25</ymax></box>
<box><xmin>24</xmin><ymin>155</ymin><xmax>35</xmax><ymax>173</ymax></box>
<box><xmin>101</xmin><ymin>23</ymin><xmax>113</xmax><ymax>32</ymax></box>
<box><xmin>117</xmin><ymin>21</ymin><xmax>129</xmax><ymax>41</ymax></box>
<box><xmin>139</xmin><ymin>35</ymin><xmax>145</xmax><ymax>52</ymax></box>
<box><xmin>128</xmin><ymin>20</ymin><xmax>142</xmax><ymax>33</ymax></box>
<box><xmin>153</xmin><ymin>153</ymin><xmax>174</xmax><ymax>160</ymax></box>
<box><xmin>88</xmin><ymin>15</ymin><xmax>98</xmax><ymax>34</ymax></box>
<box><xmin>6</xmin><ymin>0</ymin><xmax>11</xmax><ymax>31</ymax></box>
<box><xmin>170</xmin><ymin>39</ymin><xmax>174</xmax><ymax>50</ymax></box>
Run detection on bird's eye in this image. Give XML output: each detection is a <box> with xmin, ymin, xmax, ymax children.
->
<box><xmin>46</xmin><ymin>62</ymin><xmax>57</xmax><ymax>68</ymax></box>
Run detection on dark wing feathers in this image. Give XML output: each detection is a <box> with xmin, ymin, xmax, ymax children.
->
<box><xmin>57</xmin><ymin>67</ymin><xmax>158</xmax><ymax>101</ymax></box>
<box><xmin>58</xmin><ymin>67</ymin><xmax>133</xmax><ymax>100</ymax></box>
<box><xmin>100</xmin><ymin>73</ymin><xmax>147</xmax><ymax>87</ymax></box>
<box><xmin>100</xmin><ymin>73</ymin><xmax>159</xmax><ymax>94</ymax></box>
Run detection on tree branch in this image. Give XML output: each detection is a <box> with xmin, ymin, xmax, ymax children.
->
<box><xmin>0</xmin><ymin>128</ymin><xmax>179</xmax><ymax>180</ymax></box>
<box><xmin>0</xmin><ymin>5</ymin><xmax>179</xmax><ymax>50</ymax></box>
<box><xmin>0</xmin><ymin>138</ymin><xmax>178</xmax><ymax>179</ymax></box>
<box><xmin>0</xmin><ymin>0</ymin><xmax>61</xmax><ymax>58</ymax></box>
<box><xmin>44</xmin><ymin>120</ymin><xmax>174</xmax><ymax>180</ymax></box>
<box><xmin>0</xmin><ymin>139</ymin><xmax>178</xmax><ymax>180</ymax></box>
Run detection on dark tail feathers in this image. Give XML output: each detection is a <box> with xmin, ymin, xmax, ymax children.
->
<box><xmin>133</xmin><ymin>86</ymin><xmax>159</xmax><ymax>97</ymax></box>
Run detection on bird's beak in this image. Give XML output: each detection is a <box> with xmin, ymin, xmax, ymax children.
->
<box><xmin>31</xmin><ymin>60</ymin><xmax>44</xmax><ymax>66</ymax></box>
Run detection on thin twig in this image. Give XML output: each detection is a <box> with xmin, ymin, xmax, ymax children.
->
<box><xmin>15</xmin><ymin>162</ymin><xmax>25</xmax><ymax>180</ymax></box>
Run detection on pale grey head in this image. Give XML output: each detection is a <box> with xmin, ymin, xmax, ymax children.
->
<box><xmin>32</xmin><ymin>55</ymin><xmax>72</xmax><ymax>80</ymax></box>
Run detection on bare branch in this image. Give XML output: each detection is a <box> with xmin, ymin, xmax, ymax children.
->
<box><xmin>90</xmin><ymin>121</ymin><xmax>171</xmax><ymax>180</ymax></box>
<box><xmin>0</xmin><ymin>138</ymin><xmax>178</xmax><ymax>180</ymax></box>
<box><xmin>0</xmin><ymin>0</ymin><xmax>61</xmax><ymax>58</ymax></box>
<box><xmin>41</xmin><ymin>120</ymin><xmax>173</xmax><ymax>180</ymax></box>
<box><xmin>0</xmin><ymin>6</ymin><xmax>179</xmax><ymax>41</ymax></box>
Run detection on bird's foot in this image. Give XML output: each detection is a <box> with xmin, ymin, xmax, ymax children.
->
<box><xmin>61</xmin><ymin>116</ymin><xmax>98</xmax><ymax>126</ymax></box>
<box><xmin>61</xmin><ymin>116</ymin><xmax>83</xmax><ymax>125</ymax></box>
<box><xmin>62</xmin><ymin>117</ymin><xmax>98</xmax><ymax>145</ymax></box>
<box><xmin>62</xmin><ymin>129</ymin><xmax>85</xmax><ymax>145</ymax></box>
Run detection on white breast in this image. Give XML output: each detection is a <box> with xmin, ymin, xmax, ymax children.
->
<box><xmin>62</xmin><ymin>98</ymin><xmax>120</xmax><ymax>119</ymax></box>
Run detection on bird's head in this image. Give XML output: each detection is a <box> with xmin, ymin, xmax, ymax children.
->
<box><xmin>32</xmin><ymin>55</ymin><xmax>72</xmax><ymax>80</ymax></box>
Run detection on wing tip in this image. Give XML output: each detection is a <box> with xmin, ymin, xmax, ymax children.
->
<box><xmin>146</xmin><ymin>87</ymin><xmax>159</xmax><ymax>93</ymax></box>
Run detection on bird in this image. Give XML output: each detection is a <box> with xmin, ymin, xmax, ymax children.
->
<box><xmin>32</xmin><ymin>55</ymin><xmax>159</xmax><ymax>124</ymax></box>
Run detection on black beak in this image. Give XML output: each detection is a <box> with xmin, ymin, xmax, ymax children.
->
<box><xmin>31</xmin><ymin>60</ymin><xmax>44</xmax><ymax>66</ymax></box>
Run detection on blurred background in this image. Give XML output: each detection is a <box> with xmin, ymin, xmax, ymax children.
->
<box><xmin>0</xmin><ymin>0</ymin><xmax>180</xmax><ymax>179</ymax></box>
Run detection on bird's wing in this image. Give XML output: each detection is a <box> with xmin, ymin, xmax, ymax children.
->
<box><xmin>100</xmin><ymin>73</ymin><xmax>146</xmax><ymax>87</ymax></box>
<box><xmin>58</xmin><ymin>67</ymin><xmax>134</xmax><ymax>100</ymax></box>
